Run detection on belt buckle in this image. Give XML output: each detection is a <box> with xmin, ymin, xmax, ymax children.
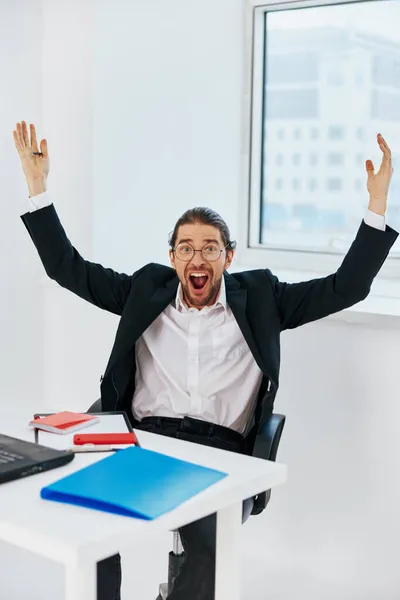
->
<box><xmin>180</xmin><ymin>416</ymin><xmax>192</xmax><ymax>432</ymax></box>
<box><xmin>180</xmin><ymin>416</ymin><xmax>207</xmax><ymax>436</ymax></box>
<box><xmin>182</xmin><ymin>417</ymin><xmax>215</xmax><ymax>437</ymax></box>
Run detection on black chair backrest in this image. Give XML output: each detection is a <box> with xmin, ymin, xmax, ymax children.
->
<box><xmin>251</xmin><ymin>413</ymin><xmax>286</xmax><ymax>516</ymax></box>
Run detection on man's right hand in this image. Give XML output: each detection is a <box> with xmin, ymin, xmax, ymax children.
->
<box><xmin>13</xmin><ymin>121</ymin><xmax>49</xmax><ymax>197</ymax></box>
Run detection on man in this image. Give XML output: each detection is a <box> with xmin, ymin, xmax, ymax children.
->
<box><xmin>13</xmin><ymin>121</ymin><xmax>396</xmax><ymax>600</ymax></box>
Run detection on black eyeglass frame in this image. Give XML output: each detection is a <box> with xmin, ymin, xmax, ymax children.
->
<box><xmin>172</xmin><ymin>242</ymin><xmax>228</xmax><ymax>262</ymax></box>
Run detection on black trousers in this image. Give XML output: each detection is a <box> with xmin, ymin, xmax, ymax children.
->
<box><xmin>97</xmin><ymin>416</ymin><xmax>248</xmax><ymax>600</ymax></box>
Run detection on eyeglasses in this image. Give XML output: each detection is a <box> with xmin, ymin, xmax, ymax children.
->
<box><xmin>173</xmin><ymin>242</ymin><xmax>225</xmax><ymax>262</ymax></box>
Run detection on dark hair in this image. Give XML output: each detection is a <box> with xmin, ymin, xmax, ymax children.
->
<box><xmin>169</xmin><ymin>207</ymin><xmax>237</xmax><ymax>251</ymax></box>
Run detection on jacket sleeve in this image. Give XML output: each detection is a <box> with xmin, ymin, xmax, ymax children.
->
<box><xmin>269</xmin><ymin>221</ymin><xmax>398</xmax><ymax>331</ymax></box>
<box><xmin>21</xmin><ymin>204</ymin><xmax>133</xmax><ymax>316</ymax></box>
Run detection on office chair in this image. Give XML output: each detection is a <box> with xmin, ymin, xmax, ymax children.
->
<box><xmin>87</xmin><ymin>400</ymin><xmax>286</xmax><ymax>600</ymax></box>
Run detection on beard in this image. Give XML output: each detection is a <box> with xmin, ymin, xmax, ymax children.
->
<box><xmin>181</xmin><ymin>275</ymin><xmax>222</xmax><ymax>308</ymax></box>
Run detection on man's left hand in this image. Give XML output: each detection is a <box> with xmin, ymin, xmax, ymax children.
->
<box><xmin>367</xmin><ymin>133</ymin><xmax>393</xmax><ymax>216</ymax></box>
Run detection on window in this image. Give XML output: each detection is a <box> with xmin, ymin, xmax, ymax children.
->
<box><xmin>327</xmin><ymin>66</ymin><xmax>344</xmax><ymax>85</ymax></box>
<box><xmin>356</xmin><ymin>127</ymin><xmax>365</xmax><ymax>140</ymax></box>
<box><xmin>372</xmin><ymin>91</ymin><xmax>400</xmax><ymax>121</ymax></box>
<box><xmin>327</xmin><ymin>152</ymin><xmax>344</xmax><ymax>166</ymax></box>
<box><xmin>329</xmin><ymin>126</ymin><xmax>344</xmax><ymax>140</ymax></box>
<box><xmin>355</xmin><ymin>69</ymin><xmax>364</xmax><ymax>87</ymax></box>
<box><xmin>267</xmin><ymin>89</ymin><xmax>319</xmax><ymax>119</ymax></box>
<box><xmin>292</xmin><ymin>178</ymin><xmax>301</xmax><ymax>191</ymax></box>
<box><xmin>327</xmin><ymin>178</ymin><xmax>342</xmax><ymax>191</ymax></box>
<box><xmin>245</xmin><ymin>0</ymin><xmax>400</xmax><ymax>267</ymax></box>
<box><xmin>372</xmin><ymin>54</ymin><xmax>400</xmax><ymax>88</ymax></box>
<box><xmin>267</xmin><ymin>52</ymin><xmax>318</xmax><ymax>83</ymax></box>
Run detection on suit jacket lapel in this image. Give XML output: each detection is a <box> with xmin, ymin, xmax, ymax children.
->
<box><xmin>105</xmin><ymin>275</ymin><xmax>179</xmax><ymax>374</ymax></box>
<box><xmin>150</xmin><ymin>277</ymin><xmax>179</xmax><ymax>307</ymax></box>
<box><xmin>107</xmin><ymin>271</ymin><xmax>265</xmax><ymax>375</ymax></box>
<box><xmin>224</xmin><ymin>272</ymin><xmax>265</xmax><ymax>372</ymax></box>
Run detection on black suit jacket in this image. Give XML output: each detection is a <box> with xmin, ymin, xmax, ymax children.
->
<box><xmin>21</xmin><ymin>205</ymin><xmax>398</xmax><ymax>454</ymax></box>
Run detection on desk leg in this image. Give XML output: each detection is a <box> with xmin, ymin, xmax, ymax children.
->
<box><xmin>215</xmin><ymin>501</ymin><xmax>242</xmax><ymax>600</ymax></box>
<box><xmin>65</xmin><ymin>555</ymin><xmax>97</xmax><ymax>600</ymax></box>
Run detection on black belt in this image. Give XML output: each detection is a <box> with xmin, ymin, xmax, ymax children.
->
<box><xmin>135</xmin><ymin>415</ymin><xmax>246</xmax><ymax>449</ymax></box>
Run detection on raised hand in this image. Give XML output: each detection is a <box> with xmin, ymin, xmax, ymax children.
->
<box><xmin>13</xmin><ymin>121</ymin><xmax>49</xmax><ymax>196</ymax></box>
<box><xmin>366</xmin><ymin>133</ymin><xmax>393</xmax><ymax>216</ymax></box>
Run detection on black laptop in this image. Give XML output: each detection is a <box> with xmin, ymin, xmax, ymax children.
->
<box><xmin>0</xmin><ymin>434</ymin><xmax>74</xmax><ymax>484</ymax></box>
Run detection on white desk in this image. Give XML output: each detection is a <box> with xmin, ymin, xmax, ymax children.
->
<box><xmin>0</xmin><ymin>409</ymin><xmax>287</xmax><ymax>600</ymax></box>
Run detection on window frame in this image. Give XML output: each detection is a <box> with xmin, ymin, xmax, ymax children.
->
<box><xmin>238</xmin><ymin>0</ymin><xmax>400</xmax><ymax>278</ymax></box>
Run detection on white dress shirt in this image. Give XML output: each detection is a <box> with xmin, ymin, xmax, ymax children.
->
<box><xmin>133</xmin><ymin>278</ymin><xmax>264</xmax><ymax>433</ymax></box>
<box><xmin>28</xmin><ymin>192</ymin><xmax>386</xmax><ymax>433</ymax></box>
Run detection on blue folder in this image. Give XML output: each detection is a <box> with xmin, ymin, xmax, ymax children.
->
<box><xmin>40</xmin><ymin>446</ymin><xmax>227</xmax><ymax>519</ymax></box>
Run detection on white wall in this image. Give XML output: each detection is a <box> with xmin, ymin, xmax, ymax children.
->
<box><xmin>2</xmin><ymin>0</ymin><xmax>400</xmax><ymax>599</ymax></box>
<box><xmin>0</xmin><ymin>0</ymin><xmax>44</xmax><ymax>412</ymax></box>
<box><xmin>92</xmin><ymin>0</ymin><xmax>243</xmax><ymax>272</ymax></box>
<box><xmin>247</xmin><ymin>319</ymin><xmax>400</xmax><ymax>599</ymax></box>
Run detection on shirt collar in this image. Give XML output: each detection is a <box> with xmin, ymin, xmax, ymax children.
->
<box><xmin>175</xmin><ymin>276</ymin><xmax>227</xmax><ymax>313</ymax></box>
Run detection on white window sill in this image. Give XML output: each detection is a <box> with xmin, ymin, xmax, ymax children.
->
<box><xmin>328</xmin><ymin>293</ymin><xmax>400</xmax><ymax>326</ymax></box>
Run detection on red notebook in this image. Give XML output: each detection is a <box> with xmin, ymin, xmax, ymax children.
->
<box><xmin>29</xmin><ymin>411</ymin><xmax>99</xmax><ymax>435</ymax></box>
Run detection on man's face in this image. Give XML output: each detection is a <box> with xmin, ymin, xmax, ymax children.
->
<box><xmin>170</xmin><ymin>223</ymin><xmax>234</xmax><ymax>309</ymax></box>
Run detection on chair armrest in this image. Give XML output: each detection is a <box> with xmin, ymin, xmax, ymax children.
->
<box><xmin>87</xmin><ymin>398</ymin><xmax>102</xmax><ymax>413</ymax></box>
<box><xmin>251</xmin><ymin>413</ymin><xmax>286</xmax><ymax>516</ymax></box>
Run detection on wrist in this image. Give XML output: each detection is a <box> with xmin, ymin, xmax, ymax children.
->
<box><xmin>27</xmin><ymin>178</ymin><xmax>47</xmax><ymax>198</ymax></box>
<box><xmin>368</xmin><ymin>197</ymin><xmax>386</xmax><ymax>216</ymax></box>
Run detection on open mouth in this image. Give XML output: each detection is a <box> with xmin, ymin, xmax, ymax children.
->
<box><xmin>188</xmin><ymin>272</ymin><xmax>209</xmax><ymax>294</ymax></box>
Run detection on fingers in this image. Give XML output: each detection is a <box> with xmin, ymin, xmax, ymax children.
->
<box><xmin>366</xmin><ymin>159</ymin><xmax>375</xmax><ymax>177</ymax></box>
<box><xmin>378</xmin><ymin>133</ymin><xmax>391</xmax><ymax>153</ymax></box>
<box><xmin>40</xmin><ymin>138</ymin><xmax>48</xmax><ymax>159</ymax></box>
<box><xmin>13</xmin><ymin>129</ymin><xmax>23</xmax><ymax>152</ymax></box>
<box><xmin>15</xmin><ymin>121</ymin><xmax>30</xmax><ymax>149</ymax></box>
<box><xmin>377</xmin><ymin>133</ymin><xmax>392</xmax><ymax>166</ymax></box>
<box><xmin>13</xmin><ymin>122</ymin><xmax>46</xmax><ymax>158</ymax></box>
<box><xmin>15</xmin><ymin>122</ymin><xmax>25</xmax><ymax>149</ymax></box>
<box><xmin>21</xmin><ymin>121</ymin><xmax>30</xmax><ymax>147</ymax></box>
<box><xmin>30</xmin><ymin>124</ymin><xmax>39</xmax><ymax>153</ymax></box>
